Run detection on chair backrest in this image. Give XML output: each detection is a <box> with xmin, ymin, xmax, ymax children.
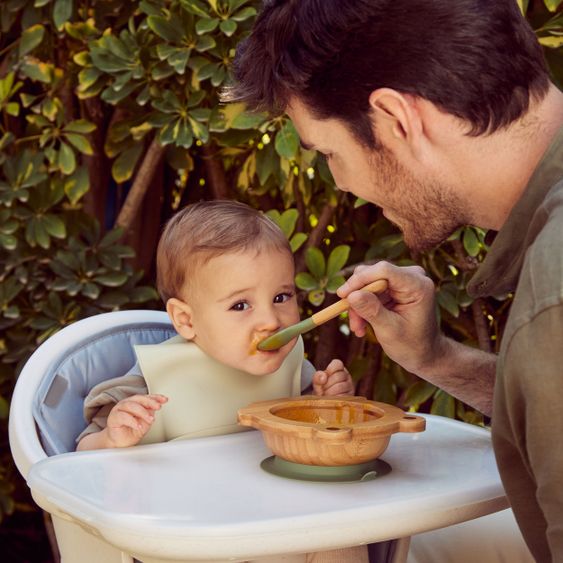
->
<box><xmin>9</xmin><ymin>311</ymin><xmax>176</xmax><ymax>476</ymax></box>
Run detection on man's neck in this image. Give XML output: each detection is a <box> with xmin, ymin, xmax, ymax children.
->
<box><xmin>459</xmin><ymin>84</ymin><xmax>563</xmax><ymax>230</ymax></box>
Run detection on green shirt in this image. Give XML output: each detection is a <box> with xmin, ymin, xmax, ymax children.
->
<box><xmin>467</xmin><ymin>126</ymin><xmax>563</xmax><ymax>562</ymax></box>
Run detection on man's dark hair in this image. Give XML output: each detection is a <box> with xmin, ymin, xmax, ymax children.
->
<box><xmin>226</xmin><ymin>0</ymin><xmax>550</xmax><ymax>147</ymax></box>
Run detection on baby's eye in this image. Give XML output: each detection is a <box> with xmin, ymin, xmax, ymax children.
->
<box><xmin>231</xmin><ymin>301</ymin><xmax>250</xmax><ymax>311</ymax></box>
<box><xmin>274</xmin><ymin>292</ymin><xmax>294</xmax><ymax>304</ymax></box>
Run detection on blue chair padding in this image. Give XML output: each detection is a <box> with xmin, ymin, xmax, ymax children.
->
<box><xmin>32</xmin><ymin>324</ymin><xmax>176</xmax><ymax>456</ymax></box>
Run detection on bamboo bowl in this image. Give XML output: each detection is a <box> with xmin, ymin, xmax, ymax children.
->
<box><xmin>238</xmin><ymin>395</ymin><xmax>425</xmax><ymax>466</ymax></box>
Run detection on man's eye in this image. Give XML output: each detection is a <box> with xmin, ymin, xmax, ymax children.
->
<box><xmin>231</xmin><ymin>301</ymin><xmax>250</xmax><ymax>311</ymax></box>
<box><xmin>274</xmin><ymin>292</ymin><xmax>294</xmax><ymax>304</ymax></box>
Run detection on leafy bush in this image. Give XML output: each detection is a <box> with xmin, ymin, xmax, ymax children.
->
<box><xmin>0</xmin><ymin>0</ymin><xmax>561</xmax><ymax>545</ymax></box>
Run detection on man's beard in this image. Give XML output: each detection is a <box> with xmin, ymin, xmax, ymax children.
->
<box><xmin>371</xmin><ymin>149</ymin><xmax>468</xmax><ymax>253</ymax></box>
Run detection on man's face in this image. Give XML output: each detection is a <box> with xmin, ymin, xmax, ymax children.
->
<box><xmin>184</xmin><ymin>247</ymin><xmax>300</xmax><ymax>376</ymax></box>
<box><xmin>286</xmin><ymin>98</ymin><xmax>469</xmax><ymax>252</ymax></box>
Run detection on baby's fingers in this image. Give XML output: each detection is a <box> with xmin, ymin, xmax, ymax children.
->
<box><xmin>324</xmin><ymin>359</ymin><xmax>345</xmax><ymax>375</ymax></box>
<box><xmin>312</xmin><ymin>371</ymin><xmax>328</xmax><ymax>396</ymax></box>
<box><xmin>108</xmin><ymin>409</ymin><xmax>145</xmax><ymax>432</ymax></box>
<box><xmin>114</xmin><ymin>399</ymin><xmax>156</xmax><ymax>425</ymax></box>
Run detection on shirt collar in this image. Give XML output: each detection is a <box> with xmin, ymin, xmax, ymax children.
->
<box><xmin>467</xmin><ymin>125</ymin><xmax>563</xmax><ymax>298</ymax></box>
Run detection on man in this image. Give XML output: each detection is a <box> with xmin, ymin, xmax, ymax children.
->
<box><xmin>225</xmin><ymin>1</ymin><xmax>563</xmax><ymax>561</ymax></box>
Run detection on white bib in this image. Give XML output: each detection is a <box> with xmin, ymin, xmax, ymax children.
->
<box><xmin>135</xmin><ymin>335</ymin><xmax>304</xmax><ymax>443</ymax></box>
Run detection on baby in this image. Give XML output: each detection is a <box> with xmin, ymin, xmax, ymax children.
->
<box><xmin>76</xmin><ymin>200</ymin><xmax>355</xmax><ymax>451</ymax></box>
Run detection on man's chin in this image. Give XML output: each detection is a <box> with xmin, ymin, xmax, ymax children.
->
<box><xmin>402</xmin><ymin>225</ymin><xmax>459</xmax><ymax>254</ymax></box>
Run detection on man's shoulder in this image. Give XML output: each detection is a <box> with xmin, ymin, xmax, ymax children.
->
<box><xmin>506</xmin><ymin>180</ymin><xmax>563</xmax><ymax>338</ymax></box>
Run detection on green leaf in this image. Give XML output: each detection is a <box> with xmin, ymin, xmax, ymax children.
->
<box><xmin>179</xmin><ymin>0</ymin><xmax>209</xmax><ymax>17</ymax></box>
<box><xmin>130</xmin><ymin>286</ymin><xmax>159</xmax><ymax>303</ymax></box>
<box><xmin>42</xmin><ymin>214</ymin><xmax>66</xmax><ymax>238</ymax></box>
<box><xmin>64</xmin><ymin>119</ymin><xmax>96</xmax><ymax>133</ymax></box>
<box><xmin>64</xmin><ymin>165</ymin><xmax>89</xmax><ymax>204</ymax></box>
<box><xmin>219</xmin><ymin>19</ymin><xmax>237</xmax><ymax>37</ymax></box>
<box><xmin>256</xmin><ymin>142</ymin><xmax>276</xmax><ymax>184</ymax></box>
<box><xmin>462</xmin><ymin>227</ymin><xmax>480</xmax><ymax>257</ymax></box>
<box><xmin>543</xmin><ymin>0</ymin><xmax>562</xmax><ymax>12</ymax></box>
<box><xmin>431</xmin><ymin>390</ymin><xmax>456</xmax><ymax>418</ymax></box>
<box><xmin>326</xmin><ymin>245</ymin><xmax>350</xmax><ymax>278</ymax></box>
<box><xmin>0</xmin><ymin>132</ymin><xmax>14</xmax><ymax>150</ymax></box>
<box><xmin>403</xmin><ymin>380</ymin><xmax>436</xmax><ymax>408</ymax></box>
<box><xmin>195</xmin><ymin>35</ymin><xmax>216</xmax><ymax>52</ymax></box>
<box><xmin>64</xmin><ymin>133</ymin><xmax>93</xmax><ymax>155</ymax></box>
<box><xmin>516</xmin><ymin>0</ymin><xmax>529</xmax><ymax>14</ymax></box>
<box><xmin>305</xmin><ymin>247</ymin><xmax>326</xmax><ymax>279</ymax></box>
<box><xmin>188</xmin><ymin>116</ymin><xmax>207</xmax><ymax>143</ymax></box>
<box><xmin>326</xmin><ymin>275</ymin><xmax>346</xmax><ymax>293</ymax></box>
<box><xmin>6</xmin><ymin>102</ymin><xmax>19</xmax><ymax>117</ymax></box>
<box><xmin>275</xmin><ymin>120</ymin><xmax>299</xmax><ymax>160</ymax></box>
<box><xmin>147</xmin><ymin>15</ymin><xmax>184</xmax><ymax>43</ymax></box>
<box><xmin>19</xmin><ymin>24</ymin><xmax>45</xmax><ymax>57</ymax></box>
<box><xmin>290</xmin><ymin>232</ymin><xmax>307</xmax><ymax>253</ymax></box>
<box><xmin>436</xmin><ymin>288</ymin><xmax>459</xmax><ymax>318</ymax></box>
<box><xmin>232</xmin><ymin>7</ymin><xmax>257</xmax><ymax>22</ymax></box>
<box><xmin>231</xmin><ymin>110</ymin><xmax>265</xmax><ymax>130</ymax></box>
<box><xmin>58</xmin><ymin>142</ymin><xmax>76</xmax><ymax>175</ymax></box>
<box><xmin>93</xmin><ymin>272</ymin><xmax>128</xmax><ymax>287</ymax></box>
<box><xmin>295</xmin><ymin>272</ymin><xmax>318</xmax><ymax>291</ymax></box>
<box><xmin>21</xmin><ymin>59</ymin><xmax>53</xmax><ymax>83</ymax></box>
<box><xmin>278</xmin><ymin>209</ymin><xmax>299</xmax><ymax>238</ymax></box>
<box><xmin>81</xmin><ymin>282</ymin><xmax>101</xmax><ymax>300</ymax></box>
<box><xmin>53</xmin><ymin>0</ymin><xmax>73</xmax><ymax>31</ymax></box>
<box><xmin>100</xmin><ymin>228</ymin><xmax>124</xmax><ymax>247</ymax></box>
<box><xmin>196</xmin><ymin>18</ymin><xmax>219</xmax><ymax>34</ymax></box>
<box><xmin>0</xmin><ymin>233</ymin><xmax>17</xmax><ymax>250</ymax></box>
<box><xmin>538</xmin><ymin>36</ymin><xmax>563</xmax><ymax>48</ymax></box>
<box><xmin>112</xmin><ymin>143</ymin><xmax>144</xmax><ymax>183</ymax></box>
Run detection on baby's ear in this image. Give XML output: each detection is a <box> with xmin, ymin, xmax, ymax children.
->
<box><xmin>166</xmin><ymin>298</ymin><xmax>196</xmax><ymax>340</ymax></box>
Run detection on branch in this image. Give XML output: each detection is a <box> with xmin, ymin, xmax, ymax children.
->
<box><xmin>471</xmin><ymin>299</ymin><xmax>492</xmax><ymax>353</ymax></box>
<box><xmin>295</xmin><ymin>200</ymin><xmax>337</xmax><ymax>273</ymax></box>
<box><xmin>114</xmin><ymin>138</ymin><xmax>166</xmax><ymax>231</ymax></box>
<box><xmin>201</xmin><ymin>143</ymin><xmax>230</xmax><ymax>200</ymax></box>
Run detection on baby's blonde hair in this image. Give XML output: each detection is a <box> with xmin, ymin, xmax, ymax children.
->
<box><xmin>156</xmin><ymin>200</ymin><xmax>292</xmax><ymax>303</ymax></box>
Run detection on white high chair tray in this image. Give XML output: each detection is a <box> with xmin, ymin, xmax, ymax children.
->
<box><xmin>27</xmin><ymin>414</ymin><xmax>507</xmax><ymax>561</ymax></box>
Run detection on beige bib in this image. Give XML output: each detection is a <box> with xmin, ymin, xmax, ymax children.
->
<box><xmin>135</xmin><ymin>335</ymin><xmax>304</xmax><ymax>444</ymax></box>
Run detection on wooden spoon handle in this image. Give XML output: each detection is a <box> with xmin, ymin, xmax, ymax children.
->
<box><xmin>311</xmin><ymin>279</ymin><xmax>388</xmax><ymax>326</ymax></box>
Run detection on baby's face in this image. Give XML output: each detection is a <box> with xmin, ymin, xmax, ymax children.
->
<box><xmin>186</xmin><ymin>248</ymin><xmax>300</xmax><ymax>375</ymax></box>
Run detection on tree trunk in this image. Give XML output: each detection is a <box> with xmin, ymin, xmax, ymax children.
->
<box><xmin>201</xmin><ymin>144</ymin><xmax>230</xmax><ymax>200</ymax></box>
<box><xmin>114</xmin><ymin>139</ymin><xmax>166</xmax><ymax>231</ymax></box>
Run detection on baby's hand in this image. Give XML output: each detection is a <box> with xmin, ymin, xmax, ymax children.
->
<box><xmin>312</xmin><ymin>359</ymin><xmax>355</xmax><ymax>396</ymax></box>
<box><xmin>105</xmin><ymin>394</ymin><xmax>168</xmax><ymax>448</ymax></box>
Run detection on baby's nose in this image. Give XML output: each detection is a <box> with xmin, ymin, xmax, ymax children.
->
<box><xmin>256</xmin><ymin>307</ymin><xmax>281</xmax><ymax>332</ymax></box>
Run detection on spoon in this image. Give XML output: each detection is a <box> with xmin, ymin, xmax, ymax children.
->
<box><xmin>257</xmin><ymin>279</ymin><xmax>388</xmax><ymax>351</ymax></box>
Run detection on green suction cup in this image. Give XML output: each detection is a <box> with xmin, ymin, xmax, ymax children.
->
<box><xmin>260</xmin><ymin>456</ymin><xmax>391</xmax><ymax>483</ymax></box>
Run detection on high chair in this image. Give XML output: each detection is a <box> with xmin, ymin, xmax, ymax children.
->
<box><xmin>9</xmin><ymin>310</ymin><xmax>533</xmax><ymax>563</ymax></box>
<box><xmin>9</xmin><ymin>310</ymin><xmax>176</xmax><ymax>562</ymax></box>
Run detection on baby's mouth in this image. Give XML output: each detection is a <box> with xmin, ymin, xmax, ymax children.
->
<box><xmin>249</xmin><ymin>332</ymin><xmax>278</xmax><ymax>355</ymax></box>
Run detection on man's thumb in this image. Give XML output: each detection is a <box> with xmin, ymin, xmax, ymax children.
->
<box><xmin>347</xmin><ymin>291</ymin><xmax>385</xmax><ymax>323</ymax></box>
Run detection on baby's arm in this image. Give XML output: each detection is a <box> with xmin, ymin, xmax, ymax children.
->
<box><xmin>312</xmin><ymin>359</ymin><xmax>355</xmax><ymax>396</ymax></box>
<box><xmin>77</xmin><ymin>394</ymin><xmax>167</xmax><ymax>451</ymax></box>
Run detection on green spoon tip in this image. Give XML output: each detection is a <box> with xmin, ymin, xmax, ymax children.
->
<box><xmin>257</xmin><ymin>318</ymin><xmax>316</xmax><ymax>351</ymax></box>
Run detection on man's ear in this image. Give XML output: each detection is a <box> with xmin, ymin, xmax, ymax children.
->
<box><xmin>166</xmin><ymin>298</ymin><xmax>196</xmax><ymax>340</ymax></box>
<box><xmin>368</xmin><ymin>88</ymin><xmax>424</xmax><ymax>156</ymax></box>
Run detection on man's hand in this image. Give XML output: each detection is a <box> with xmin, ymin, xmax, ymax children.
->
<box><xmin>337</xmin><ymin>261</ymin><xmax>443</xmax><ymax>375</ymax></box>
<box><xmin>337</xmin><ymin>260</ymin><xmax>496</xmax><ymax>415</ymax></box>
<box><xmin>312</xmin><ymin>359</ymin><xmax>355</xmax><ymax>396</ymax></box>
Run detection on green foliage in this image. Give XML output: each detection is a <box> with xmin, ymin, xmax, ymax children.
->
<box><xmin>0</xmin><ymin>0</ymin><xmax>561</xmax><ymax>537</ymax></box>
